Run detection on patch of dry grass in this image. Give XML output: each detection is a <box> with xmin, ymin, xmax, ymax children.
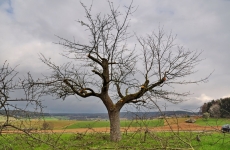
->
<box><xmin>1</xmin><ymin>119</ymin><xmax>77</xmax><ymax>130</ymax></box>
<box><xmin>40</xmin><ymin>120</ymin><xmax>77</xmax><ymax>129</ymax></box>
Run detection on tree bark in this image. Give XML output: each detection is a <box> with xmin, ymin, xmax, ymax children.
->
<box><xmin>108</xmin><ymin>109</ymin><xmax>121</xmax><ymax>142</ymax></box>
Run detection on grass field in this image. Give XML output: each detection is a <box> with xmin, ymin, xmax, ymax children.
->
<box><xmin>1</xmin><ymin>118</ymin><xmax>164</xmax><ymax>130</ymax></box>
<box><xmin>164</xmin><ymin>117</ymin><xmax>230</xmax><ymax>127</ymax></box>
<box><xmin>0</xmin><ymin>119</ymin><xmax>76</xmax><ymax>130</ymax></box>
<box><xmin>39</xmin><ymin>120</ymin><xmax>77</xmax><ymax>129</ymax></box>
<box><xmin>163</xmin><ymin>117</ymin><xmax>189</xmax><ymax>125</ymax></box>
<box><xmin>195</xmin><ymin>118</ymin><xmax>230</xmax><ymax>126</ymax></box>
<box><xmin>2</xmin><ymin>117</ymin><xmax>230</xmax><ymax>130</ymax></box>
<box><xmin>40</xmin><ymin>117</ymin><xmax>229</xmax><ymax>129</ymax></box>
<box><xmin>65</xmin><ymin>119</ymin><xmax>164</xmax><ymax>129</ymax></box>
<box><xmin>0</xmin><ymin>131</ymin><xmax>229</xmax><ymax>150</ymax></box>
<box><xmin>0</xmin><ymin>115</ymin><xmax>17</xmax><ymax>122</ymax></box>
<box><xmin>1</xmin><ymin>117</ymin><xmax>230</xmax><ymax>149</ymax></box>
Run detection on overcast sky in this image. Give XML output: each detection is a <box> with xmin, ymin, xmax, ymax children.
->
<box><xmin>0</xmin><ymin>0</ymin><xmax>229</xmax><ymax>113</ymax></box>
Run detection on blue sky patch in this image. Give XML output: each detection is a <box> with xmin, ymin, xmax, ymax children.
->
<box><xmin>1</xmin><ymin>0</ymin><xmax>14</xmax><ymax>14</ymax></box>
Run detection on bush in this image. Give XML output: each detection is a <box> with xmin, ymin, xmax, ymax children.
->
<box><xmin>41</xmin><ymin>122</ymin><xmax>54</xmax><ymax>130</ymax></box>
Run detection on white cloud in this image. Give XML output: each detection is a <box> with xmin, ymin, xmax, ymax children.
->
<box><xmin>196</xmin><ymin>94</ymin><xmax>213</xmax><ymax>102</ymax></box>
<box><xmin>222</xmin><ymin>94</ymin><xmax>230</xmax><ymax>98</ymax></box>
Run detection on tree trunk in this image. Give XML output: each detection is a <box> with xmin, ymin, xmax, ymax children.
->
<box><xmin>108</xmin><ymin>109</ymin><xmax>121</xmax><ymax>142</ymax></box>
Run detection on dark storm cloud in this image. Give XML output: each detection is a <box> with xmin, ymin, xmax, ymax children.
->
<box><xmin>0</xmin><ymin>0</ymin><xmax>229</xmax><ymax>113</ymax></box>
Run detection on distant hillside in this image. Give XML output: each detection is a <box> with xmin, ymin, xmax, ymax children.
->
<box><xmin>201</xmin><ymin>97</ymin><xmax>230</xmax><ymax>118</ymax></box>
<box><xmin>48</xmin><ymin>111</ymin><xmax>197</xmax><ymax>120</ymax></box>
<box><xmin>0</xmin><ymin>110</ymin><xmax>49</xmax><ymax>118</ymax></box>
<box><xmin>0</xmin><ymin>109</ymin><xmax>197</xmax><ymax>120</ymax></box>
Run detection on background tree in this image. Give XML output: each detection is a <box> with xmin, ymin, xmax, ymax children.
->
<box><xmin>27</xmin><ymin>1</ymin><xmax>209</xmax><ymax>141</ymax></box>
<box><xmin>201</xmin><ymin>103</ymin><xmax>208</xmax><ymax>114</ymax></box>
<box><xmin>220</xmin><ymin>97</ymin><xmax>230</xmax><ymax>118</ymax></box>
<box><xmin>208</xmin><ymin>104</ymin><xmax>221</xmax><ymax>118</ymax></box>
<box><xmin>201</xmin><ymin>97</ymin><xmax>230</xmax><ymax>118</ymax></box>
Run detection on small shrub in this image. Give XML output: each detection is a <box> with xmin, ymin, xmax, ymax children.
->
<box><xmin>41</xmin><ymin>122</ymin><xmax>54</xmax><ymax>130</ymax></box>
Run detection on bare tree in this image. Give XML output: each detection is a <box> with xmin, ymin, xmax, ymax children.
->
<box><xmin>0</xmin><ymin>61</ymin><xmax>43</xmax><ymax>132</ymax></box>
<box><xmin>26</xmin><ymin>1</ymin><xmax>209</xmax><ymax>141</ymax></box>
<box><xmin>0</xmin><ymin>61</ymin><xmax>61</xmax><ymax>149</ymax></box>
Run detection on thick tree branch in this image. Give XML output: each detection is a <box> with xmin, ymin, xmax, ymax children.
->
<box><xmin>115</xmin><ymin>83</ymin><xmax>124</xmax><ymax>98</ymax></box>
<box><xmin>63</xmin><ymin>79</ymin><xmax>98</xmax><ymax>97</ymax></box>
<box><xmin>88</xmin><ymin>53</ymin><xmax>102</xmax><ymax>66</ymax></box>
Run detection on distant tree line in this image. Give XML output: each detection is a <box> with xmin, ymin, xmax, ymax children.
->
<box><xmin>201</xmin><ymin>97</ymin><xmax>230</xmax><ymax>118</ymax></box>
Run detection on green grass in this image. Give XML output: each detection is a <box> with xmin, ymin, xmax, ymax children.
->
<box><xmin>194</xmin><ymin>132</ymin><xmax>230</xmax><ymax>150</ymax></box>
<box><xmin>2</xmin><ymin>117</ymin><xmax>230</xmax><ymax>149</ymax></box>
<box><xmin>1</xmin><ymin>132</ymin><xmax>230</xmax><ymax>150</ymax></box>
<box><xmin>195</xmin><ymin>118</ymin><xmax>230</xmax><ymax>126</ymax></box>
<box><xmin>65</xmin><ymin>119</ymin><xmax>164</xmax><ymax>129</ymax></box>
